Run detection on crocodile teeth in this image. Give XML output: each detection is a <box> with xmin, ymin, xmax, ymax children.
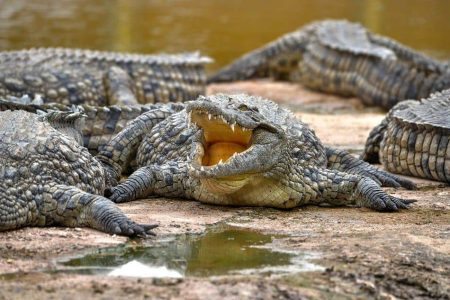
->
<box><xmin>231</xmin><ymin>123</ymin><xmax>235</xmax><ymax>132</ymax></box>
<box><xmin>187</xmin><ymin>112</ymin><xmax>192</xmax><ymax>126</ymax></box>
<box><xmin>208</xmin><ymin>113</ymin><xmax>212</xmax><ymax>120</ymax></box>
<box><xmin>218</xmin><ymin>159</ymin><xmax>223</xmax><ymax>165</ymax></box>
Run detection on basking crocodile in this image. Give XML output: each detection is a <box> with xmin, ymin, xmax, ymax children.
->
<box><xmin>362</xmin><ymin>90</ymin><xmax>450</xmax><ymax>183</ymax></box>
<box><xmin>0</xmin><ymin>47</ymin><xmax>211</xmax><ymax>105</ymax></box>
<box><xmin>208</xmin><ymin>20</ymin><xmax>450</xmax><ymax>109</ymax></box>
<box><xmin>0</xmin><ymin>96</ymin><xmax>184</xmax><ymax>153</ymax></box>
<box><xmin>97</xmin><ymin>93</ymin><xmax>416</xmax><ymax>211</ymax></box>
<box><xmin>0</xmin><ymin>107</ymin><xmax>156</xmax><ymax>236</ymax></box>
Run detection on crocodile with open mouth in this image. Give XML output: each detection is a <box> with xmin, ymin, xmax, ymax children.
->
<box><xmin>97</xmin><ymin>94</ymin><xmax>416</xmax><ymax>211</ymax></box>
<box><xmin>208</xmin><ymin>20</ymin><xmax>450</xmax><ymax>109</ymax></box>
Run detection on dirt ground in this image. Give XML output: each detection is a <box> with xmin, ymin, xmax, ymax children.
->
<box><xmin>1</xmin><ymin>81</ymin><xmax>449</xmax><ymax>300</ymax></box>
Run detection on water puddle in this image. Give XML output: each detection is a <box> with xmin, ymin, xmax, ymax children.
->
<box><xmin>54</xmin><ymin>226</ymin><xmax>323</xmax><ymax>278</ymax></box>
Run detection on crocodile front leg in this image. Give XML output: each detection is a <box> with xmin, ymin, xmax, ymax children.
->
<box><xmin>326</xmin><ymin>147</ymin><xmax>416</xmax><ymax>190</ymax></box>
<box><xmin>96</xmin><ymin>107</ymin><xmax>178</xmax><ymax>186</ymax></box>
<box><xmin>105</xmin><ymin>162</ymin><xmax>190</xmax><ymax>203</ymax></box>
<box><xmin>305</xmin><ymin>167</ymin><xmax>415</xmax><ymax>211</ymax></box>
<box><xmin>0</xmin><ymin>184</ymin><xmax>157</xmax><ymax>236</ymax></box>
<box><xmin>104</xmin><ymin>66</ymin><xmax>139</xmax><ymax>105</ymax></box>
<box><xmin>51</xmin><ymin>185</ymin><xmax>157</xmax><ymax>236</ymax></box>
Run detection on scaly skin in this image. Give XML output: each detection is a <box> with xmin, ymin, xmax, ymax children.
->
<box><xmin>362</xmin><ymin>90</ymin><xmax>450</xmax><ymax>183</ymax></box>
<box><xmin>97</xmin><ymin>94</ymin><xmax>416</xmax><ymax>211</ymax></box>
<box><xmin>208</xmin><ymin>20</ymin><xmax>450</xmax><ymax>109</ymax></box>
<box><xmin>0</xmin><ymin>48</ymin><xmax>211</xmax><ymax>105</ymax></box>
<box><xmin>0</xmin><ymin>97</ymin><xmax>184</xmax><ymax>153</ymax></box>
<box><xmin>0</xmin><ymin>108</ymin><xmax>156</xmax><ymax>236</ymax></box>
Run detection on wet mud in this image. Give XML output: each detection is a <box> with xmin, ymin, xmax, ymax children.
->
<box><xmin>1</xmin><ymin>81</ymin><xmax>449</xmax><ymax>300</ymax></box>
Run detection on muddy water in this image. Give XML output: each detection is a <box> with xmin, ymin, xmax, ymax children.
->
<box><xmin>55</xmin><ymin>226</ymin><xmax>322</xmax><ymax>278</ymax></box>
<box><xmin>0</xmin><ymin>0</ymin><xmax>449</xmax><ymax>71</ymax></box>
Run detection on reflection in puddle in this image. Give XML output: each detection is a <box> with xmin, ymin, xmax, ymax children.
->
<box><xmin>108</xmin><ymin>260</ymin><xmax>182</xmax><ymax>278</ymax></box>
<box><xmin>57</xmin><ymin>227</ymin><xmax>323</xmax><ymax>278</ymax></box>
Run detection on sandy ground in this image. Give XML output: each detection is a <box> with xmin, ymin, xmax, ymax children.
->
<box><xmin>1</xmin><ymin>81</ymin><xmax>449</xmax><ymax>300</ymax></box>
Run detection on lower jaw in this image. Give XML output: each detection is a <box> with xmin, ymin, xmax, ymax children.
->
<box><xmin>200</xmin><ymin>176</ymin><xmax>249</xmax><ymax>194</ymax></box>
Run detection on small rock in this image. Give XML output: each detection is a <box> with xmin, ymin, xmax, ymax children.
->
<box><xmin>431</xmin><ymin>202</ymin><xmax>447</xmax><ymax>210</ymax></box>
<box><xmin>356</xmin><ymin>279</ymin><xmax>376</xmax><ymax>293</ymax></box>
<box><xmin>91</xmin><ymin>282</ymin><xmax>107</xmax><ymax>294</ymax></box>
<box><xmin>378</xmin><ymin>291</ymin><xmax>397</xmax><ymax>300</ymax></box>
<box><xmin>152</xmin><ymin>278</ymin><xmax>183</xmax><ymax>286</ymax></box>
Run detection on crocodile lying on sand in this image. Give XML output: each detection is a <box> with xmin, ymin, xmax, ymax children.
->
<box><xmin>0</xmin><ymin>106</ymin><xmax>156</xmax><ymax>236</ymax></box>
<box><xmin>0</xmin><ymin>48</ymin><xmax>211</xmax><ymax>105</ymax></box>
<box><xmin>97</xmin><ymin>93</ymin><xmax>416</xmax><ymax>211</ymax></box>
<box><xmin>208</xmin><ymin>20</ymin><xmax>450</xmax><ymax>109</ymax></box>
<box><xmin>362</xmin><ymin>90</ymin><xmax>450</xmax><ymax>183</ymax></box>
<box><xmin>0</xmin><ymin>97</ymin><xmax>184</xmax><ymax>153</ymax></box>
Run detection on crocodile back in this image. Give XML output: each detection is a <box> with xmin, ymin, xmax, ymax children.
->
<box><xmin>0</xmin><ymin>48</ymin><xmax>211</xmax><ymax>105</ymax></box>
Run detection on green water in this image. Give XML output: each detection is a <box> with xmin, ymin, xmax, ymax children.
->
<box><xmin>0</xmin><ymin>0</ymin><xmax>449</xmax><ymax>71</ymax></box>
<box><xmin>56</xmin><ymin>227</ymin><xmax>321</xmax><ymax>277</ymax></box>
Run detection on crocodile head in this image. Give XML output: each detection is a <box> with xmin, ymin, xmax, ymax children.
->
<box><xmin>186</xmin><ymin>94</ymin><xmax>288</xmax><ymax>196</ymax></box>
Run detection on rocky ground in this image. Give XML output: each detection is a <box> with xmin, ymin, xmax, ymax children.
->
<box><xmin>1</xmin><ymin>81</ymin><xmax>449</xmax><ymax>300</ymax></box>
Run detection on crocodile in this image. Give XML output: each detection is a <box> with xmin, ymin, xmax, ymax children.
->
<box><xmin>208</xmin><ymin>20</ymin><xmax>450</xmax><ymax>109</ymax></box>
<box><xmin>0</xmin><ymin>106</ymin><xmax>156</xmax><ymax>236</ymax></box>
<box><xmin>362</xmin><ymin>89</ymin><xmax>450</xmax><ymax>183</ymax></box>
<box><xmin>0</xmin><ymin>47</ymin><xmax>211</xmax><ymax>106</ymax></box>
<box><xmin>96</xmin><ymin>93</ymin><xmax>416</xmax><ymax>211</ymax></box>
<box><xmin>0</xmin><ymin>96</ymin><xmax>184</xmax><ymax>153</ymax></box>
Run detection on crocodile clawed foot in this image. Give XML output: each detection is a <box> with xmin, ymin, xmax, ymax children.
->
<box><xmin>374</xmin><ymin>170</ymin><xmax>417</xmax><ymax>190</ymax></box>
<box><xmin>356</xmin><ymin>178</ymin><xmax>417</xmax><ymax>212</ymax></box>
<box><xmin>363</xmin><ymin>194</ymin><xmax>416</xmax><ymax>212</ymax></box>
<box><xmin>355</xmin><ymin>167</ymin><xmax>417</xmax><ymax>190</ymax></box>
<box><xmin>112</xmin><ymin>219</ymin><xmax>158</xmax><ymax>237</ymax></box>
<box><xmin>133</xmin><ymin>223</ymin><xmax>158</xmax><ymax>237</ymax></box>
<box><xmin>107</xmin><ymin>186</ymin><xmax>136</xmax><ymax>203</ymax></box>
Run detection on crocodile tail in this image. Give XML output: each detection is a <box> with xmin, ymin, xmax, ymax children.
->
<box><xmin>369</xmin><ymin>33</ymin><xmax>450</xmax><ymax>98</ymax></box>
<box><xmin>368</xmin><ymin>33</ymin><xmax>445</xmax><ymax>73</ymax></box>
<box><xmin>0</xmin><ymin>97</ymin><xmax>183</xmax><ymax>152</ymax></box>
<box><xmin>208</xmin><ymin>25</ymin><xmax>314</xmax><ymax>83</ymax></box>
<box><xmin>66</xmin><ymin>103</ymin><xmax>181</xmax><ymax>153</ymax></box>
<box><xmin>0</xmin><ymin>96</ymin><xmax>49</xmax><ymax>113</ymax></box>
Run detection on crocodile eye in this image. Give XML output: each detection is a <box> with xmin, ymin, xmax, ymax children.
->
<box><xmin>238</xmin><ymin>104</ymin><xmax>250</xmax><ymax>111</ymax></box>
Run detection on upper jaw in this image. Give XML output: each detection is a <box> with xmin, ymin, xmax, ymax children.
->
<box><xmin>186</xmin><ymin>100</ymin><xmax>260</xmax><ymax>131</ymax></box>
<box><xmin>187</xmin><ymin>116</ymin><xmax>283</xmax><ymax>180</ymax></box>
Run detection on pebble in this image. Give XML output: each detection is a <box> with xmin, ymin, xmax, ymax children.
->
<box><xmin>356</xmin><ymin>279</ymin><xmax>376</xmax><ymax>293</ymax></box>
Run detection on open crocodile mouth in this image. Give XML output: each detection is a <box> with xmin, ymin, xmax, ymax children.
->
<box><xmin>190</xmin><ymin>110</ymin><xmax>252</xmax><ymax>167</ymax></box>
<box><xmin>187</xmin><ymin>105</ymin><xmax>282</xmax><ymax>194</ymax></box>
